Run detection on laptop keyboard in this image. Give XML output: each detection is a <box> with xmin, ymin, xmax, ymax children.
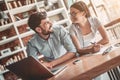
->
<box><xmin>50</xmin><ymin>65</ymin><xmax>67</xmax><ymax>75</ymax></box>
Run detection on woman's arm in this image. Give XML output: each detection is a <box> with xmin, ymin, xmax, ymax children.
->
<box><xmin>70</xmin><ymin>35</ymin><xmax>100</xmax><ymax>55</ymax></box>
<box><xmin>97</xmin><ymin>26</ymin><xmax>109</xmax><ymax>45</ymax></box>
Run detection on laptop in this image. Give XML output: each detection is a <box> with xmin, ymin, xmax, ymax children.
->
<box><xmin>6</xmin><ymin>56</ymin><xmax>67</xmax><ymax>80</ymax></box>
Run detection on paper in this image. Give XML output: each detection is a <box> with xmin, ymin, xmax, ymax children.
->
<box><xmin>94</xmin><ymin>44</ymin><xmax>119</xmax><ymax>55</ymax></box>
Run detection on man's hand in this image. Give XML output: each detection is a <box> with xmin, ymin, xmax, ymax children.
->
<box><xmin>41</xmin><ymin>61</ymin><xmax>53</xmax><ymax>69</ymax></box>
<box><xmin>39</xmin><ymin>53</ymin><xmax>75</xmax><ymax>69</ymax></box>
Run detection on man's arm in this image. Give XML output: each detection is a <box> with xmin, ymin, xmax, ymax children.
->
<box><xmin>43</xmin><ymin>26</ymin><xmax>76</xmax><ymax>68</ymax></box>
<box><xmin>42</xmin><ymin>52</ymin><xmax>75</xmax><ymax>69</ymax></box>
<box><xmin>51</xmin><ymin>52</ymin><xmax>75</xmax><ymax>66</ymax></box>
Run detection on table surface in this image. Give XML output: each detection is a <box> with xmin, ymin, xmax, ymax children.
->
<box><xmin>48</xmin><ymin>43</ymin><xmax>120</xmax><ymax>80</ymax></box>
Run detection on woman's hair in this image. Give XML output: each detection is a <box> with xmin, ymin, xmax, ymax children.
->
<box><xmin>28</xmin><ymin>11</ymin><xmax>47</xmax><ymax>31</ymax></box>
<box><xmin>70</xmin><ymin>1</ymin><xmax>91</xmax><ymax>18</ymax></box>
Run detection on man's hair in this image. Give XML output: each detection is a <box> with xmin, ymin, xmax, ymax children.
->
<box><xmin>70</xmin><ymin>1</ymin><xmax>91</xmax><ymax>18</ymax></box>
<box><xmin>28</xmin><ymin>11</ymin><xmax>47</xmax><ymax>31</ymax></box>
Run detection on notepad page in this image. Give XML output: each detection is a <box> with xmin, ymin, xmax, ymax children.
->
<box><xmin>94</xmin><ymin>44</ymin><xmax>119</xmax><ymax>55</ymax></box>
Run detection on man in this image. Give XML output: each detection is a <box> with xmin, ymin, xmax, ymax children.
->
<box><xmin>26</xmin><ymin>10</ymin><xmax>76</xmax><ymax>69</ymax></box>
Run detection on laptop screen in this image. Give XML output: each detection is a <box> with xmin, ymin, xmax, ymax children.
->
<box><xmin>6</xmin><ymin>56</ymin><xmax>67</xmax><ymax>80</ymax></box>
<box><xmin>6</xmin><ymin>56</ymin><xmax>54</xmax><ymax>80</ymax></box>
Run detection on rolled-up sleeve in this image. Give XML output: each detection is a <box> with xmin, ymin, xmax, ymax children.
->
<box><xmin>59</xmin><ymin>25</ymin><xmax>76</xmax><ymax>52</ymax></box>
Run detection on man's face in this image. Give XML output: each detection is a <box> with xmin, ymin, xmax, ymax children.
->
<box><xmin>39</xmin><ymin>18</ymin><xmax>52</xmax><ymax>35</ymax></box>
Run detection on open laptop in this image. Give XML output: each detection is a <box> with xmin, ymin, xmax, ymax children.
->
<box><xmin>6</xmin><ymin>56</ymin><xmax>67</xmax><ymax>80</ymax></box>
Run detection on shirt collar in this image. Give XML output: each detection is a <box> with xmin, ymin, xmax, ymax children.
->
<box><xmin>36</xmin><ymin>32</ymin><xmax>54</xmax><ymax>42</ymax></box>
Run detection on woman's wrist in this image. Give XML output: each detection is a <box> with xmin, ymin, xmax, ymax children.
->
<box><xmin>87</xmin><ymin>48</ymin><xmax>93</xmax><ymax>53</ymax></box>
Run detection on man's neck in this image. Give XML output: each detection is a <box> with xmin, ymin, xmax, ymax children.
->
<box><xmin>39</xmin><ymin>34</ymin><xmax>50</xmax><ymax>40</ymax></box>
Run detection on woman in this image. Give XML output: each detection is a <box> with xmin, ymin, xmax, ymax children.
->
<box><xmin>69</xmin><ymin>1</ymin><xmax>110</xmax><ymax>80</ymax></box>
<box><xmin>69</xmin><ymin>1</ymin><xmax>109</xmax><ymax>56</ymax></box>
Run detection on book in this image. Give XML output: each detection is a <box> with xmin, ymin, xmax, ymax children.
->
<box><xmin>13</xmin><ymin>1</ymin><xmax>18</xmax><ymax>8</ymax></box>
<box><xmin>8</xmin><ymin>3</ymin><xmax>12</xmax><ymax>9</ymax></box>
<box><xmin>17</xmin><ymin>1</ymin><xmax>22</xmax><ymax>7</ymax></box>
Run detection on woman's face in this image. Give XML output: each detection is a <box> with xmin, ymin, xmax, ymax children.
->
<box><xmin>70</xmin><ymin>7</ymin><xmax>85</xmax><ymax>23</ymax></box>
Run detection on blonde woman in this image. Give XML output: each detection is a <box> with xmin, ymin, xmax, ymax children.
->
<box><xmin>69</xmin><ymin>1</ymin><xmax>109</xmax><ymax>56</ymax></box>
<box><xmin>69</xmin><ymin>1</ymin><xmax>110</xmax><ymax>80</ymax></box>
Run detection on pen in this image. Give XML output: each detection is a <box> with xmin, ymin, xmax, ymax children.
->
<box><xmin>102</xmin><ymin>51</ymin><xmax>109</xmax><ymax>55</ymax></box>
<box><xmin>73</xmin><ymin>59</ymin><xmax>80</xmax><ymax>64</ymax></box>
<box><xmin>91</xmin><ymin>42</ymin><xmax>96</xmax><ymax>45</ymax></box>
<box><xmin>102</xmin><ymin>46</ymin><xmax>112</xmax><ymax>55</ymax></box>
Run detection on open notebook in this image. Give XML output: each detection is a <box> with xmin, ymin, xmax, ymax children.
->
<box><xmin>6</xmin><ymin>56</ymin><xmax>67</xmax><ymax>80</ymax></box>
<box><xmin>94</xmin><ymin>42</ymin><xmax>120</xmax><ymax>55</ymax></box>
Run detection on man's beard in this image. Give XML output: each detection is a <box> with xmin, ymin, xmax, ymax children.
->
<box><xmin>41</xmin><ymin>26</ymin><xmax>52</xmax><ymax>35</ymax></box>
<box><xmin>41</xmin><ymin>30</ymin><xmax>51</xmax><ymax>35</ymax></box>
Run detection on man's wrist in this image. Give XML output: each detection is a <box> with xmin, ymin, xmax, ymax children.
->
<box><xmin>49</xmin><ymin>61</ymin><xmax>55</xmax><ymax>67</ymax></box>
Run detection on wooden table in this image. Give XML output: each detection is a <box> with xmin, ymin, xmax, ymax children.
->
<box><xmin>48</xmin><ymin>47</ymin><xmax>120</xmax><ymax>80</ymax></box>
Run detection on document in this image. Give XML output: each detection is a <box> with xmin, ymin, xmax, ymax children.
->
<box><xmin>94</xmin><ymin>43</ymin><xmax>119</xmax><ymax>55</ymax></box>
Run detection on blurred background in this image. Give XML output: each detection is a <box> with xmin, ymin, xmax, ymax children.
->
<box><xmin>64</xmin><ymin>0</ymin><xmax>120</xmax><ymax>25</ymax></box>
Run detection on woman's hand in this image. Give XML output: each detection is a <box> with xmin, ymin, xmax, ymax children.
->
<box><xmin>91</xmin><ymin>43</ymin><xmax>101</xmax><ymax>53</ymax></box>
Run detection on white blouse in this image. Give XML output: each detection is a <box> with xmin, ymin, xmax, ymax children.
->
<box><xmin>69</xmin><ymin>17</ymin><xmax>102</xmax><ymax>48</ymax></box>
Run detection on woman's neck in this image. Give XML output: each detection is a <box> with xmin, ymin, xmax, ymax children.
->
<box><xmin>78</xmin><ymin>18</ymin><xmax>88</xmax><ymax>28</ymax></box>
<box><xmin>77</xmin><ymin>17</ymin><xmax>92</xmax><ymax>35</ymax></box>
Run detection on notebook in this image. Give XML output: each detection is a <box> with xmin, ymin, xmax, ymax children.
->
<box><xmin>6</xmin><ymin>56</ymin><xmax>67</xmax><ymax>80</ymax></box>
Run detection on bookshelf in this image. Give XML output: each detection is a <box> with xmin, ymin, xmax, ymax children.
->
<box><xmin>0</xmin><ymin>0</ymin><xmax>70</xmax><ymax>79</ymax></box>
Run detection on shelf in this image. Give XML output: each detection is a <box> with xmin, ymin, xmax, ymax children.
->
<box><xmin>37</xmin><ymin>1</ymin><xmax>44</xmax><ymax>8</ymax></box>
<box><xmin>9</xmin><ymin>3</ymin><xmax>36</xmax><ymax>15</ymax></box>
<box><xmin>47</xmin><ymin>8</ymin><xmax>64</xmax><ymax>17</ymax></box>
<box><xmin>14</xmin><ymin>18</ymin><xmax>28</xmax><ymax>26</ymax></box>
<box><xmin>54</xmin><ymin>19</ymin><xmax>69</xmax><ymax>25</ymax></box>
<box><xmin>0</xmin><ymin>48</ymin><xmax>24</xmax><ymax>59</ymax></box>
<box><xmin>0</xmin><ymin>23</ymin><xmax>13</xmax><ymax>32</ymax></box>
<box><xmin>0</xmin><ymin>36</ymin><xmax>18</xmax><ymax>46</ymax></box>
<box><xmin>20</xmin><ymin>30</ymin><xmax>35</xmax><ymax>38</ymax></box>
<box><xmin>6</xmin><ymin>0</ymin><xmax>15</xmax><ymax>2</ymax></box>
<box><xmin>2</xmin><ymin>10</ymin><xmax>9</xmax><ymax>13</ymax></box>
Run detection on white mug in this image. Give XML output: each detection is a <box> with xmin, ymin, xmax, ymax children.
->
<box><xmin>14</xmin><ymin>46</ymin><xmax>20</xmax><ymax>50</ymax></box>
<box><xmin>2</xmin><ymin>36</ymin><xmax>7</xmax><ymax>40</ymax></box>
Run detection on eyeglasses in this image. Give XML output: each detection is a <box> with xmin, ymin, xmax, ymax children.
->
<box><xmin>70</xmin><ymin>11</ymin><xmax>80</xmax><ymax>17</ymax></box>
